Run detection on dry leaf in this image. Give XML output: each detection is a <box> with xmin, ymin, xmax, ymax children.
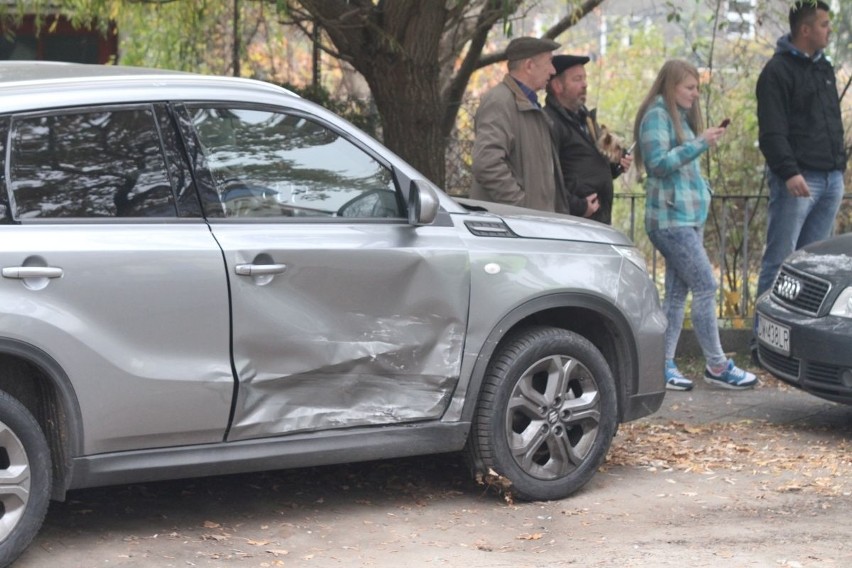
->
<box><xmin>607</xmin><ymin>420</ymin><xmax>849</xmax><ymax>497</ymax></box>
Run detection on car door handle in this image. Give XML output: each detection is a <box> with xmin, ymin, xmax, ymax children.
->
<box><xmin>2</xmin><ymin>266</ymin><xmax>64</xmax><ymax>279</ymax></box>
<box><xmin>235</xmin><ymin>263</ymin><xmax>287</xmax><ymax>276</ymax></box>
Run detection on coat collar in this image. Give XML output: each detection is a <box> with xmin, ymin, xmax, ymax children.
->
<box><xmin>503</xmin><ymin>74</ymin><xmax>541</xmax><ymax>111</ymax></box>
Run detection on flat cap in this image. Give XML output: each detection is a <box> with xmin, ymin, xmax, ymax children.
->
<box><xmin>552</xmin><ymin>54</ymin><xmax>591</xmax><ymax>76</ymax></box>
<box><xmin>505</xmin><ymin>37</ymin><xmax>560</xmax><ymax>62</ymax></box>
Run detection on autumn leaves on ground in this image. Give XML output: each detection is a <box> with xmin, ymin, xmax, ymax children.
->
<box><xmin>608</xmin><ymin>363</ymin><xmax>850</xmax><ymax>503</ymax></box>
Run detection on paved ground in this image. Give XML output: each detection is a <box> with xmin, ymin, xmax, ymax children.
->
<box><xmin>13</xmin><ymin>366</ymin><xmax>852</xmax><ymax>568</ymax></box>
<box><xmin>651</xmin><ymin>366</ymin><xmax>851</xmax><ymax>428</ymax></box>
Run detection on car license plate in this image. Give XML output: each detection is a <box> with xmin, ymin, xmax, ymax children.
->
<box><xmin>756</xmin><ymin>314</ymin><xmax>790</xmax><ymax>356</ymax></box>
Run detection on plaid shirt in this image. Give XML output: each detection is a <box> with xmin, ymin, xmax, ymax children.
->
<box><xmin>639</xmin><ymin>96</ymin><xmax>711</xmax><ymax>231</ymax></box>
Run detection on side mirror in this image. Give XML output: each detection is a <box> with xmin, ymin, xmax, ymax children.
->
<box><xmin>408</xmin><ymin>179</ymin><xmax>440</xmax><ymax>226</ymax></box>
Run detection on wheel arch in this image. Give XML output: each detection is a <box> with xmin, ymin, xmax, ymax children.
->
<box><xmin>458</xmin><ymin>293</ymin><xmax>639</xmax><ymax>424</ymax></box>
<box><xmin>0</xmin><ymin>338</ymin><xmax>83</xmax><ymax>501</ymax></box>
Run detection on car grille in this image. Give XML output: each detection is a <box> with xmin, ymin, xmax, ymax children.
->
<box><xmin>770</xmin><ymin>266</ymin><xmax>831</xmax><ymax>316</ymax></box>
<box><xmin>758</xmin><ymin>345</ymin><xmax>852</xmax><ymax>401</ymax></box>
<box><xmin>758</xmin><ymin>345</ymin><xmax>799</xmax><ymax>380</ymax></box>
<box><xmin>808</xmin><ymin>361</ymin><xmax>843</xmax><ymax>388</ymax></box>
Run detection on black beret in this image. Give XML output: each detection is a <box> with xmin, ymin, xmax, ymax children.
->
<box><xmin>552</xmin><ymin>54</ymin><xmax>591</xmax><ymax>76</ymax></box>
<box><xmin>505</xmin><ymin>37</ymin><xmax>560</xmax><ymax>62</ymax></box>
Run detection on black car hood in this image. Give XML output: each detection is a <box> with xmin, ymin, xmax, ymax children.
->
<box><xmin>787</xmin><ymin>233</ymin><xmax>852</xmax><ymax>278</ymax></box>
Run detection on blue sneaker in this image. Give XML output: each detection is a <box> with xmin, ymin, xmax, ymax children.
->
<box><xmin>704</xmin><ymin>359</ymin><xmax>757</xmax><ymax>390</ymax></box>
<box><xmin>665</xmin><ymin>359</ymin><xmax>693</xmax><ymax>391</ymax></box>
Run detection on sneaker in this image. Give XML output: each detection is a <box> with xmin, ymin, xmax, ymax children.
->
<box><xmin>704</xmin><ymin>359</ymin><xmax>757</xmax><ymax>390</ymax></box>
<box><xmin>665</xmin><ymin>360</ymin><xmax>694</xmax><ymax>391</ymax></box>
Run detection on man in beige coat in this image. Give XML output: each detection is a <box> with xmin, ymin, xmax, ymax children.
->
<box><xmin>470</xmin><ymin>37</ymin><xmax>563</xmax><ymax>212</ymax></box>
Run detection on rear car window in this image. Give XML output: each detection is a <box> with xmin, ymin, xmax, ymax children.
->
<box><xmin>8</xmin><ymin>106</ymin><xmax>177</xmax><ymax>219</ymax></box>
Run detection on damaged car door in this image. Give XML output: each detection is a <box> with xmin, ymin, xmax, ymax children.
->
<box><xmin>184</xmin><ymin>104</ymin><xmax>471</xmax><ymax>440</ymax></box>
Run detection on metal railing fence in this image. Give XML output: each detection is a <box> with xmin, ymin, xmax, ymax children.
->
<box><xmin>615</xmin><ymin>192</ymin><xmax>852</xmax><ymax>325</ymax></box>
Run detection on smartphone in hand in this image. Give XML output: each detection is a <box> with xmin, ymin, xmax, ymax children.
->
<box><xmin>615</xmin><ymin>142</ymin><xmax>636</xmax><ymax>173</ymax></box>
<box><xmin>719</xmin><ymin>118</ymin><xmax>731</xmax><ymax>128</ymax></box>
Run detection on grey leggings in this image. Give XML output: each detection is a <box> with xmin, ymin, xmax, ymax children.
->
<box><xmin>647</xmin><ymin>226</ymin><xmax>726</xmax><ymax>368</ymax></box>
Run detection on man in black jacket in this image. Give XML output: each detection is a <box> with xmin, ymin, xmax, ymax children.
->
<box><xmin>755</xmin><ymin>0</ymin><xmax>846</xmax><ymax>301</ymax></box>
<box><xmin>545</xmin><ymin>54</ymin><xmax>632</xmax><ymax>224</ymax></box>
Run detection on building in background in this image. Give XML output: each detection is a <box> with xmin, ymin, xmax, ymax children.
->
<box><xmin>562</xmin><ymin>0</ymin><xmax>791</xmax><ymax>61</ymax></box>
<box><xmin>0</xmin><ymin>12</ymin><xmax>117</xmax><ymax>64</ymax></box>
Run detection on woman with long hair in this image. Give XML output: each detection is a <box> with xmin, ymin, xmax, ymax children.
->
<box><xmin>634</xmin><ymin>59</ymin><xmax>756</xmax><ymax>391</ymax></box>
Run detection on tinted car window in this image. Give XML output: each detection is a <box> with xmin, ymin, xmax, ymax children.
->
<box><xmin>187</xmin><ymin>106</ymin><xmax>401</xmax><ymax>219</ymax></box>
<box><xmin>9</xmin><ymin>107</ymin><xmax>177</xmax><ymax>219</ymax></box>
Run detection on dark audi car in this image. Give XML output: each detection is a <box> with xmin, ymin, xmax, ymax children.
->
<box><xmin>756</xmin><ymin>233</ymin><xmax>852</xmax><ymax>404</ymax></box>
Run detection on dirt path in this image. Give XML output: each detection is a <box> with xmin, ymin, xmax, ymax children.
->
<box><xmin>14</xmin><ymin>373</ymin><xmax>852</xmax><ymax>568</ymax></box>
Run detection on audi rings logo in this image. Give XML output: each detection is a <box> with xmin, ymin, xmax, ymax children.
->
<box><xmin>774</xmin><ymin>273</ymin><xmax>802</xmax><ymax>301</ymax></box>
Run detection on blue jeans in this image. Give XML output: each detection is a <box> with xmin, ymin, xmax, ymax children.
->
<box><xmin>648</xmin><ymin>226</ymin><xmax>727</xmax><ymax>368</ymax></box>
<box><xmin>756</xmin><ymin>168</ymin><xmax>844</xmax><ymax>297</ymax></box>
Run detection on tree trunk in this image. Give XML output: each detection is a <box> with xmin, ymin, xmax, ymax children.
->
<box><xmin>295</xmin><ymin>0</ymin><xmax>604</xmax><ymax>189</ymax></box>
<box><xmin>363</xmin><ymin>64</ymin><xmax>447</xmax><ymax>187</ymax></box>
<box><xmin>300</xmin><ymin>0</ymin><xmax>448</xmax><ymax>186</ymax></box>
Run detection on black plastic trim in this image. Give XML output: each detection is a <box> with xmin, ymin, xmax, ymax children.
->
<box><xmin>0</xmin><ymin>338</ymin><xmax>84</xmax><ymax>497</ymax></box>
<box><xmin>464</xmin><ymin>220</ymin><xmax>517</xmax><ymax>238</ymax></box>
<box><xmin>69</xmin><ymin>422</ymin><xmax>469</xmax><ymax>490</ymax></box>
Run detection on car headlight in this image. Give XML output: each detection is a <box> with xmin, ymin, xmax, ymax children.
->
<box><xmin>613</xmin><ymin>245</ymin><xmax>648</xmax><ymax>274</ymax></box>
<box><xmin>829</xmin><ymin>287</ymin><xmax>852</xmax><ymax>318</ymax></box>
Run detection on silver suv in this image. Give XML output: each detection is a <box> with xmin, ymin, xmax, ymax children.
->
<box><xmin>0</xmin><ymin>61</ymin><xmax>665</xmax><ymax>565</ymax></box>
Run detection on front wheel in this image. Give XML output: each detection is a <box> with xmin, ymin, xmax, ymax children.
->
<box><xmin>0</xmin><ymin>390</ymin><xmax>52</xmax><ymax>567</ymax></box>
<box><xmin>466</xmin><ymin>326</ymin><xmax>618</xmax><ymax>501</ymax></box>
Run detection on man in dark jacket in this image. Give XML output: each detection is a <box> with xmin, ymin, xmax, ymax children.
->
<box><xmin>755</xmin><ymin>0</ymin><xmax>846</xmax><ymax>301</ymax></box>
<box><xmin>544</xmin><ymin>54</ymin><xmax>632</xmax><ymax>224</ymax></box>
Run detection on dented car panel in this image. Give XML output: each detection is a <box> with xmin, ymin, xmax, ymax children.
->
<box><xmin>213</xmin><ymin>223</ymin><xmax>471</xmax><ymax>440</ymax></box>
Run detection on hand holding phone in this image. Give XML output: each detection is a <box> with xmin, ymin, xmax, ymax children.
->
<box><xmin>615</xmin><ymin>142</ymin><xmax>636</xmax><ymax>174</ymax></box>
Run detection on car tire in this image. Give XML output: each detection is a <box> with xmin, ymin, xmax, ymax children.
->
<box><xmin>0</xmin><ymin>390</ymin><xmax>52</xmax><ymax>567</ymax></box>
<box><xmin>466</xmin><ymin>326</ymin><xmax>617</xmax><ymax>501</ymax></box>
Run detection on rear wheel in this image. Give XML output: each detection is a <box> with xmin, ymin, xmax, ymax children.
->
<box><xmin>0</xmin><ymin>390</ymin><xmax>51</xmax><ymax>566</ymax></box>
<box><xmin>466</xmin><ymin>326</ymin><xmax>617</xmax><ymax>501</ymax></box>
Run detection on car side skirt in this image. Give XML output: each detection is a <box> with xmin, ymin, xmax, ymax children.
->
<box><xmin>68</xmin><ymin>422</ymin><xmax>470</xmax><ymax>491</ymax></box>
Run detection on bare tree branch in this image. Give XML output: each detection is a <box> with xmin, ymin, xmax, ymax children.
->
<box><xmin>441</xmin><ymin>0</ymin><xmax>521</xmax><ymax>138</ymax></box>
<box><xmin>475</xmin><ymin>0</ymin><xmax>605</xmax><ymax>69</ymax></box>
